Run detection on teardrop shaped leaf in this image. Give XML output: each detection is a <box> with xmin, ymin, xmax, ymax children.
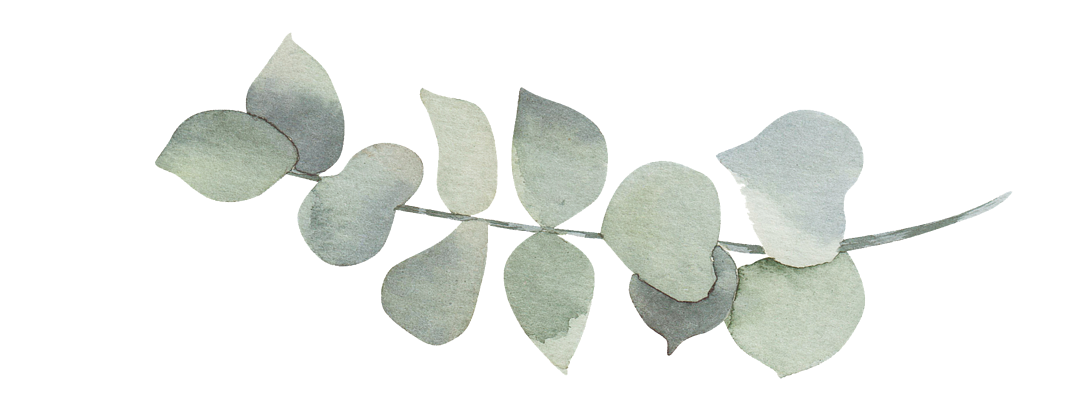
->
<box><xmin>156</xmin><ymin>110</ymin><xmax>298</xmax><ymax>202</ymax></box>
<box><xmin>602</xmin><ymin>162</ymin><xmax>720</xmax><ymax>302</ymax></box>
<box><xmin>726</xmin><ymin>253</ymin><xmax>865</xmax><ymax>377</ymax></box>
<box><xmin>247</xmin><ymin>34</ymin><xmax>344</xmax><ymax>175</ymax></box>
<box><xmin>504</xmin><ymin>233</ymin><xmax>594</xmax><ymax>374</ymax></box>
<box><xmin>382</xmin><ymin>220</ymin><xmax>488</xmax><ymax>345</ymax></box>
<box><xmin>297</xmin><ymin>143</ymin><xmax>422</xmax><ymax>266</ymax></box>
<box><xmin>630</xmin><ymin>246</ymin><xmax>738</xmax><ymax>355</ymax></box>
<box><xmin>420</xmin><ymin>89</ymin><xmax>497</xmax><ymax>215</ymax></box>
<box><xmin>716</xmin><ymin>110</ymin><xmax>862</xmax><ymax>267</ymax></box>
<box><xmin>512</xmin><ymin>88</ymin><xmax>607</xmax><ymax>227</ymax></box>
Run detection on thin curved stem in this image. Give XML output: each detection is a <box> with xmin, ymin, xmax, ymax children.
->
<box><xmin>289</xmin><ymin>174</ymin><xmax>1009</xmax><ymax>254</ymax></box>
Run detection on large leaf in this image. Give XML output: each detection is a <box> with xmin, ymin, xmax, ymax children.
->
<box><xmin>382</xmin><ymin>220</ymin><xmax>488</xmax><ymax>345</ymax></box>
<box><xmin>504</xmin><ymin>233</ymin><xmax>594</xmax><ymax>374</ymax></box>
<box><xmin>716</xmin><ymin>110</ymin><xmax>862</xmax><ymax>267</ymax></box>
<box><xmin>297</xmin><ymin>143</ymin><xmax>422</xmax><ymax>266</ymax></box>
<box><xmin>512</xmin><ymin>89</ymin><xmax>607</xmax><ymax>227</ymax></box>
<box><xmin>629</xmin><ymin>246</ymin><xmax>738</xmax><ymax>355</ymax></box>
<box><xmin>156</xmin><ymin>110</ymin><xmax>298</xmax><ymax>202</ymax></box>
<box><xmin>420</xmin><ymin>89</ymin><xmax>497</xmax><ymax>215</ymax></box>
<box><xmin>726</xmin><ymin>253</ymin><xmax>865</xmax><ymax>377</ymax></box>
<box><xmin>247</xmin><ymin>34</ymin><xmax>344</xmax><ymax>175</ymax></box>
<box><xmin>602</xmin><ymin>162</ymin><xmax>721</xmax><ymax>302</ymax></box>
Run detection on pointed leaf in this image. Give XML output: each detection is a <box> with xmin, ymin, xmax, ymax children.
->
<box><xmin>726</xmin><ymin>253</ymin><xmax>865</xmax><ymax>377</ymax></box>
<box><xmin>156</xmin><ymin>110</ymin><xmax>298</xmax><ymax>202</ymax></box>
<box><xmin>420</xmin><ymin>89</ymin><xmax>497</xmax><ymax>215</ymax></box>
<box><xmin>504</xmin><ymin>233</ymin><xmax>594</xmax><ymax>374</ymax></box>
<box><xmin>382</xmin><ymin>220</ymin><xmax>488</xmax><ymax>345</ymax></box>
<box><xmin>512</xmin><ymin>88</ymin><xmax>607</xmax><ymax>227</ymax></box>
<box><xmin>602</xmin><ymin>162</ymin><xmax>720</xmax><ymax>302</ymax></box>
<box><xmin>630</xmin><ymin>246</ymin><xmax>738</xmax><ymax>355</ymax></box>
<box><xmin>247</xmin><ymin>34</ymin><xmax>344</xmax><ymax>175</ymax></box>
<box><xmin>716</xmin><ymin>110</ymin><xmax>862</xmax><ymax>267</ymax></box>
<box><xmin>298</xmin><ymin>144</ymin><xmax>422</xmax><ymax>266</ymax></box>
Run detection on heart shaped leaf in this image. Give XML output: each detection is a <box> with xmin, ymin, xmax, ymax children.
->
<box><xmin>630</xmin><ymin>246</ymin><xmax>738</xmax><ymax>355</ymax></box>
<box><xmin>247</xmin><ymin>34</ymin><xmax>344</xmax><ymax>175</ymax></box>
<box><xmin>382</xmin><ymin>220</ymin><xmax>488</xmax><ymax>345</ymax></box>
<box><xmin>156</xmin><ymin>110</ymin><xmax>298</xmax><ymax>202</ymax></box>
<box><xmin>602</xmin><ymin>162</ymin><xmax>721</xmax><ymax>302</ymax></box>
<box><xmin>512</xmin><ymin>89</ymin><xmax>607</xmax><ymax>227</ymax></box>
<box><xmin>297</xmin><ymin>143</ymin><xmax>422</xmax><ymax>266</ymax></box>
<box><xmin>716</xmin><ymin>110</ymin><xmax>862</xmax><ymax>267</ymax></box>
<box><xmin>726</xmin><ymin>253</ymin><xmax>865</xmax><ymax>377</ymax></box>
<box><xmin>420</xmin><ymin>89</ymin><xmax>497</xmax><ymax>215</ymax></box>
<box><xmin>504</xmin><ymin>233</ymin><xmax>594</xmax><ymax>374</ymax></box>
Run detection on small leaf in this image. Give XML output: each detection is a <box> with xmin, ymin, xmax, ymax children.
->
<box><xmin>247</xmin><ymin>34</ymin><xmax>344</xmax><ymax>175</ymax></box>
<box><xmin>504</xmin><ymin>233</ymin><xmax>594</xmax><ymax>374</ymax></box>
<box><xmin>297</xmin><ymin>143</ymin><xmax>422</xmax><ymax>266</ymax></box>
<box><xmin>382</xmin><ymin>220</ymin><xmax>488</xmax><ymax>345</ymax></box>
<box><xmin>602</xmin><ymin>162</ymin><xmax>721</xmax><ymax>302</ymax></box>
<box><xmin>630</xmin><ymin>246</ymin><xmax>738</xmax><ymax>355</ymax></box>
<box><xmin>420</xmin><ymin>89</ymin><xmax>497</xmax><ymax>215</ymax></box>
<box><xmin>716</xmin><ymin>110</ymin><xmax>862</xmax><ymax>267</ymax></box>
<box><xmin>512</xmin><ymin>88</ymin><xmax>607</xmax><ymax>227</ymax></box>
<box><xmin>156</xmin><ymin>110</ymin><xmax>298</xmax><ymax>202</ymax></box>
<box><xmin>726</xmin><ymin>253</ymin><xmax>865</xmax><ymax>377</ymax></box>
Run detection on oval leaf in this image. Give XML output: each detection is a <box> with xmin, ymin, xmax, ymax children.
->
<box><xmin>512</xmin><ymin>88</ymin><xmax>607</xmax><ymax>227</ymax></box>
<box><xmin>420</xmin><ymin>89</ymin><xmax>497</xmax><ymax>215</ymax></box>
<box><xmin>602</xmin><ymin>162</ymin><xmax>720</xmax><ymax>302</ymax></box>
<box><xmin>382</xmin><ymin>220</ymin><xmax>488</xmax><ymax>345</ymax></box>
<box><xmin>726</xmin><ymin>253</ymin><xmax>865</xmax><ymax>377</ymax></box>
<box><xmin>504</xmin><ymin>233</ymin><xmax>594</xmax><ymax>374</ymax></box>
<box><xmin>156</xmin><ymin>110</ymin><xmax>298</xmax><ymax>202</ymax></box>
<box><xmin>716</xmin><ymin>110</ymin><xmax>862</xmax><ymax>267</ymax></box>
<box><xmin>297</xmin><ymin>143</ymin><xmax>422</xmax><ymax>266</ymax></box>
<box><xmin>247</xmin><ymin>34</ymin><xmax>344</xmax><ymax>175</ymax></box>
<box><xmin>629</xmin><ymin>246</ymin><xmax>738</xmax><ymax>355</ymax></box>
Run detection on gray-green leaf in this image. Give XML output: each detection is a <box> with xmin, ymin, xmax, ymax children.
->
<box><xmin>726</xmin><ymin>253</ymin><xmax>864</xmax><ymax>377</ymax></box>
<box><xmin>382</xmin><ymin>220</ymin><xmax>488</xmax><ymax>345</ymax></box>
<box><xmin>504</xmin><ymin>233</ymin><xmax>594</xmax><ymax>374</ymax></box>
<box><xmin>630</xmin><ymin>246</ymin><xmax>738</xmax><ymax>355</ymax></box>
<box><xmin>602</xmin><ymin>162</ymin><xmax>721</xmax><ymax>302</ymax></box>
<box><xmin>156</xmin><ymin>110</ymin><xmax>298</xmax><ymax>202</ymax></box>
<box><xmin>420</xmin><ymin>89</ymin><xmax>497</xmax><ymax>215</ymax></box>
<box><xmin>247</xmin><ymin>34</ymin><xmax>344</xmax><ymax>175</ymax></box>
<box><xmin>297</xmin><ymin>143</ymin><xmax>422</xmax><ymax>266</ymax></box>
<box><xmin>512</xmin><ymin>88</ymin><xmax>607</xmax><ymax>227</ymax></box>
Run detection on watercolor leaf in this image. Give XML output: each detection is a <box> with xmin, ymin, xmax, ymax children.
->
<box><xmin>512</xmin><ymin>89</ymin><xmax>607</xmax><ymax>227</ymax></box>
<box><xmin>504</xmin><ymin>233</ymin><xmax>594</xmax><ymax>374</ymax></box>
<box><xmin>717</xmin><ymin>110</ymin><xmax>862</xmax><ymax>267</ymax></box>
<box><xmin>602</xmin><ymin>162</ymin><xmax>721</xmax><ymax>302</ymax></box>
<box><xmin>726</xmin><ymin>253</ymin><xmax>865</xmax><ymax>377</ymax></box>
<box><xmin>419</xmin><ymin>89</ymin><xmax>497</xmax><ymax>215</ymax></box>
<box><xmin>382</xmin><ymin>220</ymin><xmax>488</xmax><ymax>345</ymax></box>
<box><xmin>297</xmin><ymin>144</ymin><xmax>422</xmax><ymax>266</ymax></box>
<box><xmin>247</xmin><ymin>34</ymin><xmax>344</xmax><ymax>175</ymax></box>
<box><xmin>156</xmin><ymin>110</ymin><xmax>298</xmax><ymax>202</ymax></box>
<box><xmin>630</xmin><ymin>246</ymin><xmax>738</xmax><ymax>355</ymax></box>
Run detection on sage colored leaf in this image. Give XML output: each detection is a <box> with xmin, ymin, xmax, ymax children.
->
<box><xmin>156</xmin><ymin>110</ymin><xmax>298</xmax><ymax>202</ymax></box>
<box><xmin>630</xmin><ymin>246</ymin><xmax>738</xmax><ymax>355</ymax></box>
<box><xmin>381</xmin><ymin>220</ymin><xmax>488</xmax><ymax>345</ymax></box>
<box><xmin>726</xmin><ymin>253</ymin><xmax>865</xmax><ymax>377</ymax></box>
<box><xmin>716</xmin><ymin>110</ymin><xmax>862</xmax><ymax>267</ymax></box>
<box><xmin>420</xmin><ymin>89</ymin><xmax>497</xmax><ymax>215</ymax></box>
<box><xmin>602</xmin><ymin>162</ymin><xmax>721</xmax><ymax>302</ymax></box>
<box><xmin>247</xmin><ymin>34</ymin><xmax>344</xmax><ymax>175</ymax></box>
<box><xmin>512</xmin><ymin>88</ymin><xmax>607</xmax><ymax>227</ymax></box>
<box><xmin>504</xmin><ymin>233</ymin><xmax>594</xmax><ymax>374</ymax></box>
<box><xmin>297</xmin><ymin>143</ymin><xmax>422</xmax><ymax>266</ymax></box>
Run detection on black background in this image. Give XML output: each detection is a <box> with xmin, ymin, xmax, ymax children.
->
<box><xmin>145</xmin><ymin>31</ymin><xmax>1019</xmax><ymax>386</ymax></box>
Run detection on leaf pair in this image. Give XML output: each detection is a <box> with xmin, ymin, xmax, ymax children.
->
<box><xmin>156</xmin><ymin>34</ymin><xmax>344</xmax><ymax>202</ymax></box>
